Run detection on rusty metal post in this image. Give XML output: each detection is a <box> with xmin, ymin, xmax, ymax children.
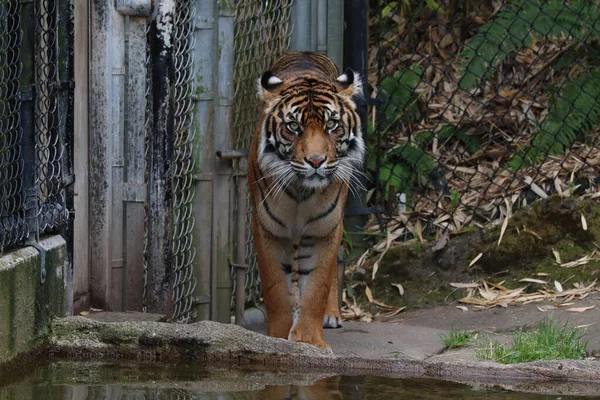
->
<box><xmin>235</xmin><ymin>158</ymin><xmax>248</xmax><ymax>325</ymax></box>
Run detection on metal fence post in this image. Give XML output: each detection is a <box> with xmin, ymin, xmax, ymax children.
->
<box><xmin>326</xmin><ymin>0</ymin><xmax>344</xmax><ymax>69</ymax></box>
<box><xmin>343</xmin><ymin>0</ymin><xmax>369</xmax><ymax>259</ymax></box>
<box><xmin>73</xmin><ymin>0</ymin><xmax>91</xmax><ymax>313</ymax></box>
<box><xmin>290</xmin><ymin>0</ymin><xmax>312</xmax><ymax>51</ymax></box>
<box><xmin>145</xmin><ymin>0</ymin><xmax>176</xmax><ymax>314</ymax></box>
<box><xmin>121</xmin><ymin>8</ymin><xmax>152</xmax><ymax>312</ymax></box>
<box><xmin>317</xmin><ymin>0</ymin><xmax>327</xmax><ymax>54</ymax></box>
<box><xmin>213</xmin><ymin>0</ymin><xmax>236</xmax><ymax>323</ymax></box>
<box><xmin>190</xmin><ymin>0</ymin><xmax>216</xmax><ymax>321</ymax></box>
<box><xmin>89</xmin><ymin>0</ymin><xmax>118</xmax><ymax>310</ymax></box>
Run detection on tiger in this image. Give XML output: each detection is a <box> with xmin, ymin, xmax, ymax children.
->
<box><xmin>248</xmin><ymin>51</ymin><xmax>365</xmax><ymax>351</ymax></box>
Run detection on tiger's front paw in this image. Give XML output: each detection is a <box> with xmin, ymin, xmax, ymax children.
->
<box><xmin>323</xmin><ymin>311</ymin><xmax>343</xmax><ymax>328</ymax></box>
<box><xmin>288</xmin><ymin>324</ymin><xmax>332</xmax><ymax>353</ymax></box>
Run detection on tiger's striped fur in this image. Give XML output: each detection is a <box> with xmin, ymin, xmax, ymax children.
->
<box><xmin>248</xmin><ymin>52</ymin><xmax>365</xmax><ymax>351</ymax></box>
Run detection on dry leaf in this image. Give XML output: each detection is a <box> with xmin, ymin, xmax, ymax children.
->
<box><xmin>575</xmin><ymin>323</ymin><xmax>597</xmax><ymax>329</ymax></box>
<box><xmin>456</xmin><ymin>305</ymin><xmax>468</xmax><ymax>311</ymax></box>
<box><xmin>372</xmin><ymin>230</ymin><xmax>403</xmax><ymax>279</ymax></box>
<box><xmin>391</xmin><ymin>283</ymin><xmax>404</xmax><ymax>296</ymax></box>
<box><xmin>450</xmin><ymin>282</ymin><xmax>479</xmax><ymax>288</ymax></box>
<box><xmin>372</xmin><ymin>262</ymin><xmax>379</xmax><ymax>281</ymax></box>
<box><xmin>432</xmin><ymin>230</ymin><xmax>449</xmax><ymax>252</ymax></box>
<box><xmin>566</xmin><ymin>305</ymin><xmax>595</xmax><ymax>313</ymax></box>
<box><xmin>469</xmin><ymin>253</ymin><xmax>483</xmax><ymax>267</ymax></box>
<box><xmin>498</xmin><ymin>216</ymin><xmax>509</xmax><ymax>247</ymax></box>
<box><xmin>524</xmin><ymin>176</ymin><xmax>548</xmax><ymax>198</ymax></box>
<box><xmin>537</xmin><ymin>305</ymin><xmax>555</xmax><ymax>312</ymax></box>
<box><xmin>80</xmin><ymin>311</ymin><xmax>89</xmax><ymax>316</ymax></box>
<box><xmin>519</xmin><ymin>278</ymin><xmax>547</xmax><ymax>284</ymax></box>
<box><xmin>552</xmin><ymin>248</ymin><xmax>561</xmax><ymax>264</ymax></box>
<box><xmin>554</xmin><ymin>280</ymin><xmax>563</xmax><ymax>292</ymax></box>
<box><xmin>364</xmin><ymin>284</ymin><xmax>397</xmax><ymax>310</ymax></box>
<box><xmin>581</xmin><ymin>214</ymin><xmax>588</xmax><ymax>231</ymax></box>
<box><xmin>377</xmin><ymin>307</ymin><xmax>406</xmax><ymax>319</ymax></box>
<box><xmin>365</xmin><ymin>285</ymin><xmax>374</xmax><ymax>303</ymax></box>
<box><xmin>536</xmin><ymin>272</ymin><xmax>551</xmax><ymax>276</ymax></box>
<box><xmin>90</xmin><ymin>307</ymin><xmax>103</xmax><ymax>312</ymax></box>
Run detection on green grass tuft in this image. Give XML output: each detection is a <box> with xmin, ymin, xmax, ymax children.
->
<box><xmin>439</xmin><ymin>330</ymin><xmax>476</xmax><ymax>349</ymax></box>
<box><xmin>477</xmin><ymin>317</ymin><xmax>588</xmax><ymax>364</ymax></box>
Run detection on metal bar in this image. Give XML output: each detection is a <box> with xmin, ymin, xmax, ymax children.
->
<box><xmin>215</xmin><ymin>149</ymin><xmax>249</xmax><ymax>159</ymax></box>
<box><xmin>290</xmin><ymin>0</ymin><xmax>312</xmax><ymax>51</ymax></box>
<box><xmin>123</xmin><ymin>14</ymin><xmax>148</xmax><ymax>312</ymax></box>
<box><xmin>89</xmin><ymin>0</ymin><xmax>112</xmax><ymax>310</ymax></box>
<box><xmin>146</xmin><ymin>0</ymin><xmax>176</xmax><ymax>314</ymax></box>
<box><xmin>115</xmin><ymin>0</ymin><xmax>152</xmax><ymax>17</ymax></box>
<box><xmin>213</xmin><ymin>0</ymin><xmax>236</xmax><ymax>323</ymax></box>
<box><xmin>343</xmin><ymin>0</ymin><xmax>369</xmax><ymax>259</ymax></box>
<box><xmin>326</xmin><ymin>0</ymin><xmax>344</xmax><ymax>69</ymax></box>
<box><xmin>317</xmin><ymin>0</ymin><xmax>327</xmax><ymax>54</ymax></box>
<box><xmin>108</xmin><ymin>6</ymin><xmax>126</xmax><ymax>311</ymax></box>
<box><xmin>58</xmin><ymin>0</ymin><xmax>76</xmax><ymax>315</ymax></box>
<box><xmin>235</xmin><ymin>158</ymin><xmax>248</xmax><ymax>325</ymax></box>
<box><xmin>310</xmin><ymin>0</ymin><xmax>318</xmax><ymax>51</ymax></box>
<box><xmin>191</xmin><ymin>0</ymin><xmax>216</xmax><ymax>322</ymax></box>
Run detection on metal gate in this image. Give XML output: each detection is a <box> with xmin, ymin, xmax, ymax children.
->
<box><xmin>0</xmin><ymin>0</ymin><xmax>74</xmax><ymax>274</ymax></box>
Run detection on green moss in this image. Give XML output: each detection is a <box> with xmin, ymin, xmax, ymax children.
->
<box><xmin>99</xmin><ymin>326</ymin><xmax>139</xmax><ymax>345</ymax></box>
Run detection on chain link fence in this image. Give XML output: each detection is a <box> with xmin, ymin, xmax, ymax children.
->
<box><xmin>170</xmin><ymin>0</ymin><xmax>198</xmax><ymax>323</ymax></box>
<box><xmin>231</xmin><ymin>0</ymin><xmax>293</xmax><ymax>308</ymax></box>
<box><xmin>0</xmin><ymin>0</ymin><xmax>26</xmax><ymax>252</ymax></box>
<box><xmin>0</xmin><ymin>0</ymin><xmax>72</xmax><ymax>256</ymax></box>
<box><xmin>366</xmin><ymin>0</ymin><xmax>600</xmax><ymax>243</ymax></box>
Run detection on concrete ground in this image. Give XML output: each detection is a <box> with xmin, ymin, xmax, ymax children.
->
<box><xmin>242</xmin><ymin>295</ymin><xmax>600</xmax><ymax>359</ymax></box>
<box><xmin>83</xmin><ymin>294</ymin><xmax>600</xmax><ymax>363</ymax></box>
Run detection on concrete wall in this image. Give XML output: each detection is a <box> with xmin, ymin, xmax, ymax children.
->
<box><xmin>0</xmin><ymin>236</ymin><xmax>67</xmax><ymax>365</ymax></box>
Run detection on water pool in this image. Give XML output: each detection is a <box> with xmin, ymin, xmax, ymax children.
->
<box><xmin>0</xmin><ymin>361</ymin><xmax>595</xmax><ymax>399</ymax></box>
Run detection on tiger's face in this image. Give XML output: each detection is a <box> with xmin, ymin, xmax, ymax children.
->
<box><xmin>256</xmin><ymin>70</ymin><xmax>365</xmax><ymax>190</ymax></box>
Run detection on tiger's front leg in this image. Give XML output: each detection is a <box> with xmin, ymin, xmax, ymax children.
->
<box><xmin>288</xmin><ymin>223</ymin><xmax>343</xmax><ymax>351</ymax></box>
<box><xmin>251</xmin><ymin>218</ymin><xmax>293</xmax><ymax>339</ymax></box>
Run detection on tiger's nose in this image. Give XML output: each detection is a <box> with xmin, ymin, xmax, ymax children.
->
<box><xmin>305</xmin><ymin>155</ymin><xmax>327</xmax><ymax>169</ymax></box>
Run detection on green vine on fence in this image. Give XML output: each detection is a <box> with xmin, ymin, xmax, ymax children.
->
<box><xmin>458</xmin><ymin>0</ymin><xmax>600</xmax><ymax>91</ymax></box>
<box><xmin>457</xmin><ymin>0</ymin><xmax>600</xmax><ymax>168</ymax></box>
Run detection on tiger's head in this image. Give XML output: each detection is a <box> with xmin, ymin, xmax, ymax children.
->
<box><xmin>256</xmin><ymin>66</ymin><xmax>365</xmax><ymax>191</ymax></box>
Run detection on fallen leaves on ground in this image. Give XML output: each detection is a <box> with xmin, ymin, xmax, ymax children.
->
<box><xmin>341</xmin><ymin>284</ymin><xmax>406</xmax><ymax>322</ymax></box>
<box><xmin>454</xmin><ymin>279</ymin><xmax>598</xmax><ymax>310</ymax></box>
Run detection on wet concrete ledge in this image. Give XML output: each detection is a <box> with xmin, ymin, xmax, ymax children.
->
<box><xmin>0</xmin><ymin>236</ymin><xmax>67</xmax><ymax>365</ymax></box>
<box><xmin>44</xmin><ymin>316</ymin><xmax>600</xmax><ymax>396</ymax></box>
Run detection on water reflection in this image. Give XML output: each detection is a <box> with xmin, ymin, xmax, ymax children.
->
<box><xmin>0</xmin><ymin>361</ymin><xmax>591</xmax><ymax>399</ymax></box>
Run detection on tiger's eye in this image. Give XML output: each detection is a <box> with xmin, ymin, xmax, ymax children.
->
<box><xmin>326</xmin><ymin>120</ymin><xmax>338</xmax><ymax>130</ymax></box>
<box><xmin>287</xmin><ymin>122</ymin><xmax>300</xmax><ymax>132</ymax></box>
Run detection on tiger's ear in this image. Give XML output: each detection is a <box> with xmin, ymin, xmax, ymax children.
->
<box><xmin>336</xmin><ymin>68</ymin><xmax>363</xmax><ymax>99</ymax></box>
<box><xmin>257</xmin><ymin>71</ymin><xmax>283</xmax><ymax>101</ymax></box>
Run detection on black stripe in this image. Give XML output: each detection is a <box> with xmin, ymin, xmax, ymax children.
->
<box><xmin>294</xmin><ymin>254</ymin><xmax>311</xmax><ymax>260</ymax></box>
<box><xmin>289</xmin><ymin>98</ymin><xmax>309</xmax><ymax>109</ymax></box>
<box><xmin>299</xmin><ymin>241</ymin><xmax>315</xmax><ymax>248</ymax></box>
<box><xmin>306</xmin><ymin>185</ymin><xmax>343</xmax><ymax>224</ymax></box>
<box><xmin>264</xmin><ymin>142</ymin><xmax>276</xmax><ymax>153</ymax></box>
<box><xmin>281</xmin><ymin>263</ymin><xmax>292</xmax><ymax>274</ymax></box>
<box><xmin>298</xmin><ymin>268</ymin><xmax>314</xmax><ymax>276</ymax></box>
<box><xmin>257</xmin><ymin>180</ymin><xmax>286</xmax><ymax>228</ymax></box>
<box><xmin>347</xmin><ymin>138</ymin><xmax>360</xmax><ymax>154</ymax></box>
<box><xmin>284</xmin><ymin>186</ymin><xmax>298</xmax><ymax>201</ymax></box>
<box><xmin>298</xmin><ymin>188</ymin><xmax>315</xmax><ymax>202</ymax></box>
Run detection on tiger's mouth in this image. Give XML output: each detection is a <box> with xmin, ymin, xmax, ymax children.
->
<box><xmin>295</xmin><ymin>165</ymin><xmax>335</xmax><ymax>189</ymax></box>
